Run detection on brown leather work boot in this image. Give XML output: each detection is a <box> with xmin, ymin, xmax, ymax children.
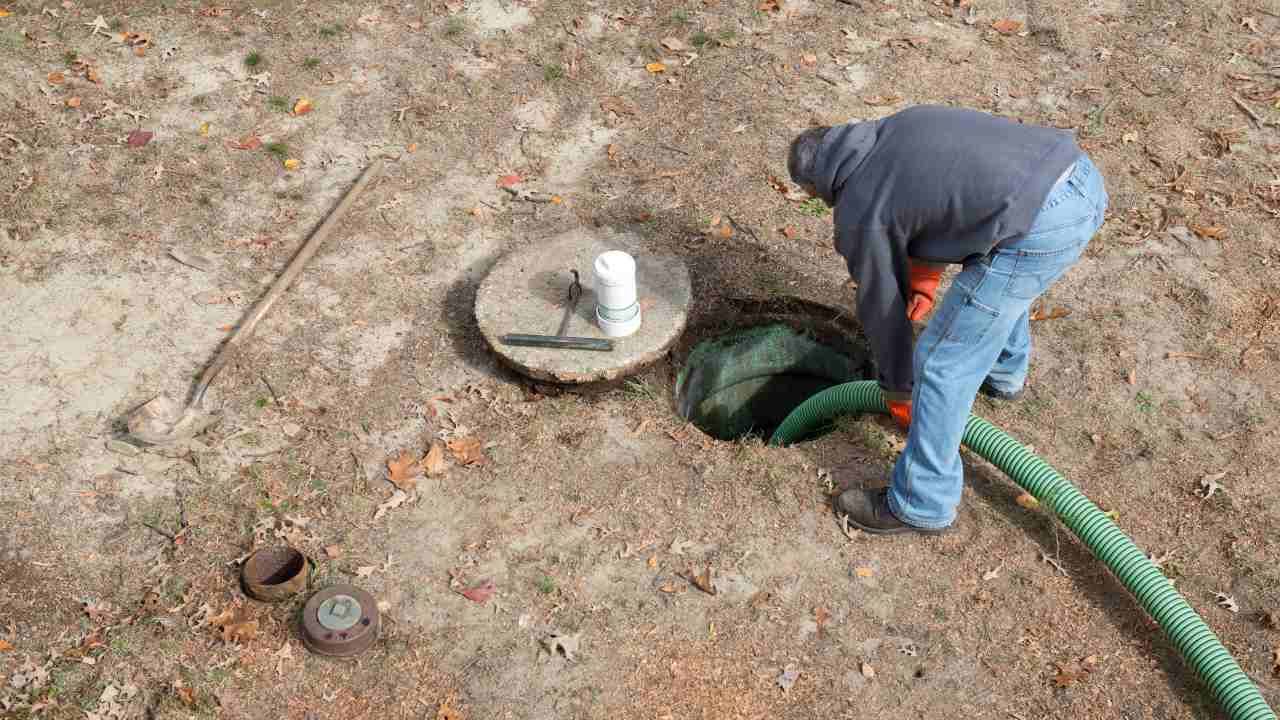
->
<box><xmin>834</xmin><ymin>488</ymin><xmax>949</xmax><ymax>536</ymax></box>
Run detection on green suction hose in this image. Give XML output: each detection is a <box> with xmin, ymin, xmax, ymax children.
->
<box><xmin>770</xmin><ymin>380</ymin><xmax>1276</xmax><ymax>720</ymax></box>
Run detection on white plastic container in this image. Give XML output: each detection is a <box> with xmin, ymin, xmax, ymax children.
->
<box><xmin>593</xmin><ymin>250</ymin><xmax>642</xmax><ymax>338</ymax></box>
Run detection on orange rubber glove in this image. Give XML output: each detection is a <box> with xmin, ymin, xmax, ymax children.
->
<box><xmin>887</xmin><ymin>399</ymin><xmax>912</xmax><ymax>429</ymax></box>
<box><xmin>906</xmin><ymin>262</ymin><xmax>945</xmax><ymax>322</ymax></box>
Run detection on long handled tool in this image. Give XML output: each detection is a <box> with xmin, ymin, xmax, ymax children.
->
<box><xmin>127</xmin><ymin>159</ymin><xmax>385</xmax><ymax>445</ymax></box>
<box><xmin>499</xmin><ymin>270</ymin><xmax>615</xmax><ymax>352</ymax></box>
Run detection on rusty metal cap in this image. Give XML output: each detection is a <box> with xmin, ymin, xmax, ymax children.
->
<box><xmin>301</xmin><ymin>584</ymin><xmax>379</xmax><ymax>658</ymax></box>
<box><xmin>242</xmin><ymin>546</ymin><xmax>308</xmax><ymax>602</ymax></box>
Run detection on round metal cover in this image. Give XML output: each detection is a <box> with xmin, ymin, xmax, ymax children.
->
<box><xmin>301</xmin><ymin>585</ymin><xmax>379</xmax><ymax>657</ymax></box>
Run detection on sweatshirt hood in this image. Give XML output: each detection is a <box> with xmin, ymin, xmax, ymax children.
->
<box><xmin>811</xmin><ymin>120</ymin><xmax>878</xmax><ymax>205</ymax></box>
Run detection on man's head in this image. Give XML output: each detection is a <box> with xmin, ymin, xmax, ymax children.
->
<box><xmin>787</xmin><ymin>126</ymin><xmax>831</xmax><ymax>199</ymax></box>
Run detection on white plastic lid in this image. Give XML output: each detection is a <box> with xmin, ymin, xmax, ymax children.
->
<box><xmin>593</xmin><ymin>251</ymin><xmax>636</xmax><ymax>287</ymax></box>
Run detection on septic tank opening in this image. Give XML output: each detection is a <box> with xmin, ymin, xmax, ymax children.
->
<box><xmin>675</xmin><ymin>322</ymin><xmax>873</xmax><ymax>442</ymax></box>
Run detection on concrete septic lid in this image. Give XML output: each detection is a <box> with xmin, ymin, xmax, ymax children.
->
<box><xmin>475</xmin><ymin>229</ymin><xmax>691</xmax><ymax>384</ymax></box>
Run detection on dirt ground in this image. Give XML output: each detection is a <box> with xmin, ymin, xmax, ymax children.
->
<box><xmin>2</xmin><ymin>0</ymin><xmax>1280</xmax><ymax>717</ymax></box>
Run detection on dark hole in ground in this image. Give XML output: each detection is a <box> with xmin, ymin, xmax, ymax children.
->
<box><xmin>675</xmin><ymin>315</ymin><xmax>873</xmax><ymax>442</ymax></box>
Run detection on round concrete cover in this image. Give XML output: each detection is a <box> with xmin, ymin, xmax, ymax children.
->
<box><xmin>476</xmin><ymin>229</ymin><xmax>691</xmax><ymax>384</ymax></box>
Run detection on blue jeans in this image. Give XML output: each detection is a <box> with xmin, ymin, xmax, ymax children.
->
<box><xmin>888</xmin><ymin>156</ymin><xmax>1108</xmax><ymax>529</ymax></box>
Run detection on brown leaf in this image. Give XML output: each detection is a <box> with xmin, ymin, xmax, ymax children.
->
<box><xmin>748</xmin><ymin>591</ymin><xmax>772</xmax><ymax>609</ymax></box>
<box><xmin>176</xmin><ymin>686</ymin><xmax>196</xmax><ymax>706</ymax></box>
<box><xmin>1029</xmin><ymin>305</ymin><xmax>1071</xmax><ymax>321</ymax></box>
<box><xmin>1126</xmin><ymin>368</ymin><xmax>1136</xmax><ymax>385</ymax></box>
<box><xmin>65</xmin><ymin>96</ymin><xmax>81</xmax><ymax>108</ymax></box>
<box><xmin>860</xmin><ymin>662</ymin><xmax>876</xmax><ymax>679</ymax></box>
<box><xmin>780</xmin><ymin>226</ymin><xmax>797</xmax><ymax>239</ymax></box>
<box><xmin>991</xmin><ymin>18</ymin><xmax>1023</xmax><ymax>35</ymax></box>
<box><xmin>458</xmin><ymin>579</ymin><xmax>496</xmax><ymax>604</ymax></box>
<box><xmin>599</xmin><ymin>96</ymin><xmax>635</xmax><ymax>116</ymax></box>
<box><xmin>814</xmin><ymin>607</ymin><xmax>831</xmax><ymax>632</ymax></box>
<box><xmin>437</xmin><ymin>702</ymin><xmax>464</xmax><ymax>720</ymax></box>
<box><xmin>0</xmin><ymin>639</ymin><xmax>12</xmax><ymax>652</ymax></box>
<box><xmin>447</xmin><ymin>436</ymin><xmax>486</xmax><ymax>466</ymax></box>
<box><xmin>1190</xmin><ymin>225</ymin><xmax>1227</xmax><ymax>241</ymax></box>
<box><xmin>1015</xmin><ymin>492</ymin><xmax>1041</xmax><ymax>510</ymax></box>
<box><xmin>423</xmin><ymin>441</ymin><xmax>446</xmax><ymax>477</ymax></box>
<box><xmin>209</xmin><ymin>606</ymin><xmax>257</xmax><ymax>645</ymax></box>
<box><xmin>373</xmin><ymin>489</ymin><xmax>409</xmax><ymax>520</ymax></box>
<box><xmin>606</xmin><ymin>143</ymin><xmax>619</xmax><ymax>163</ymax></box>
<box><xmin>324</xmin><ymin>545</ymin><xmax>342</xmax><ymax>559</ymax></box>
<box><xmin>854</xmin><ymin>566</ymin><xmax>875</xmax><ymax>578</ymax></box>
<box><xmin>292</xmin><ymin>97</ymin><xmax>314</xmax><ymax>116</ymax></box>
<box><xmin>661</xmin><ymin>37</ymin><xmax>688</xmax><ymax>52</ymax></box>
<box><xmin>127</xmin><ymin>129</ymin><xmax>153</xmax><ymax>148</ymax></box>
<box><xmin>689</xmin><ymin>565</ymin><xmax>717</xmax><ymax>595</ymax></box>
<box><xmin>47</xmin><ymin>71</ymin><xmax>65</xmax><ymax>85</ymax></box>
<box><xmin>758</xmin><ymin>0</ymin><xmax>780</xmax><ymax>11</ymax></box>
<box><xmin>1052</xmin><ymin>659</ymin><xmax>1091</xmax><ymax>688</ymax></box>
<box><xmin>801</xmin><ymin>53</ymin><xmax>817</xmax><ymax>66</ymax></box>
<box><xmin>496</xmin><ymin>173</ymin><xmax>522</xmax><ymax>188</ymax></box>
<box><xmin>229</xmin><ymin>134</ymin><xmax>261</xmax><ymax>151</ymax></box>
<box><xmin>1272</xmin><ymin>646</ymin><xmax>1279</xmax><ymax>678</ymax></box>
<box><xmin>645</xmin><ymin>62</ymin><xmax>667</xmax><ymax>74</ymax></box>
<box><xmin>387</xmin><ymin>449</ymin><xmax>424</xmax><ymax>491</ymax></box>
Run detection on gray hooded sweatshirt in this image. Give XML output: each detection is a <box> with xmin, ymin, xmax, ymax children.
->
<box><xmin>811</xmin><ymin>105</ymin><xmax>1082</xmax><ymax>400</ymax></box>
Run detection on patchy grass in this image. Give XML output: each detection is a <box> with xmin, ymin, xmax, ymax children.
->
<box><xmin>243</xmin><ymin>50</ymin><xmax>263</xmax><ymax>68</ymax></box>
<box><xmin>302</xmin><ymin>57</ymin><xmax>320</xmax><ymax>69</ymax></box>
<box><xmin>543</xmin><ymin>62</ymin><xmax>565</xmax><ymax>82</ymax></box>
<box><xmin>798</xmin><ymin>198</ymin><xmax>829</xmax><ymax>216</ymax></box>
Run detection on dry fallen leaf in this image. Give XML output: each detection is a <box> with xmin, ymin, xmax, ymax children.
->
<box><xmin>759</xmin><ymin>0</ymin><xmax>781</xmax><ymax>11</ymax></box>
<box><xmin>47</xmin><ymin>71</ymin><xmax>65</xmax><ymax>85</ymax></box>
<box><xmin>447</xmin><ymin>437</ymin><xmax>486</xmax><ymax>467</ymax></box>
<box><xmin>991</xmin><ymin>19</ymin><xmax>1023</xmax><ymax>35</ymax></box>
<box><xmin>323</xmin><ymin>545</ymin><xmax>342</xmax><ymax>559</ymax></box>
<box><xmin>373</xmin><ymin>489</ymin><xmax>410</xmax><ymax>520</ymax></box>
<box><xmin>1015</xmin><ymin>492</ymin><xmax>1041</xmax><ymax>510</ymax></box>
<box><xmin>801</xmin><ymin>52</ymin><xmax>817</xmax><ymax>66</ymax></box>
<box><xmin>1200</xmin><ymin>471</ymin><xmax>1226</xmax><ymax>500</ymax></box>
<box><xmin>65</xmin><ymin>96</ymin><xmax>81</xmax><ymax>108</ymax></box>
<box><xmin>292</xmin><ymin>97</ymin><xmax>314</xmax><ymax>116</ymax></box>
<box><xmin>860</xmin><ymin>662</ymin><xmax>876</xmax><ymax>679</ymax></box>
<box><xmin>437</xmin><ymin>702</ymin><xmax>463</xmax><ymax>720</ymax></box>
<box><xmin>1190</xmin><ymin>225</ymin><xmax>1227</xmax><ymax>241</ymax></box>
<box><xmin>661</xmin><ymin>37</ymin><xmax>688</xmax><ymax>52</ymax></box>
<box><xmin>854</xmin><ymin>566</ymin><xmax>874</xmax><ymax>578</ymax></box>
<box><xmin>209</xmin><ymin>606</ymin><xmax>257</xmax><ymax>645</ymax></box>
<box><xmin>0</xmin><ymin>8</ymin><xmax>11</xmax><ymax>17</ymax></box>
<box><xmin>355</xmin><ymin>565</ymin><xmax>377</xmax><ymax>578</ymax></box>
<box><xmin>645</xmin><ymin>62</ymin><xmax>667</xmax><ymax>74</ymax></box>
<box><xmin>459</xmin><ymin>579</ymin><xmax>496</xmax><ymax>604</ymax></box>
<box><xmin>1216</xmin><ymin>592</ymin><xmax>1239</xmax><ymax>613</ymax></box>
<box><xmin>126</xmin><ymin>129</ymin><xmax>153</xmax><ymax>148</ymax></box>
<box><xmin>496</xmin><ymin>173</ymin><xmax>522</xmax><ymax>188</ymax></box>
<box><xmin>229</xmin><ymin>134</ymin><xmax>261</xmax><ymax>150</ymax></box>
<box><xmin>776</xmin><ymin>665</ymin><xmax>800</xmax><ymax>691</ymax></box>
<box><xmin>283</xmin><ymin>158</ymin><xmax>300</xmax><ymax>171</ymax></box>
<box><xmin>1052</xmin><ymin>659</ymin><xmax>1091</xmax><ymax>688</ymax></box>
<box><xmin>689</xmin><ymin>565</ymin><xmax>717</xmax><ymax>595</ymax></box>
<box><xmin>0</xmin><ymin>639</ymin><xmax>12</xmax><ymax>652</ymax></box>
<box><xmin>423</xmin><ymin>441</ymin><xmax>446</xmax><ymax>476</ymax></box>
<box><xmin>814</xmin><ymin>607</ymin><xmax>831</xmax><ymax>632</ymax></box>
<box><xmin>387</xmin><ymin>450</ymin><xmax>424</xmax><ymax>491</ymax></box>
<box><xmin>781</xmin><ymin>226</ymin><xmax>797</xmax><ymax>239</ymax></box>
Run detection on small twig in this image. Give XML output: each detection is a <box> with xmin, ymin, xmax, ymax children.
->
<box><xmin>141</xmin><ymin>523</ymin><xmax>176</xmax><ymax>541</ymax></box>
<box><xmin>1165</xmin><ymin>351</ymin><xmax>1209</xmax><ymax>360</ymax></box>
<box><xmin>657</xmin><ymin>143</ymin><xmax>691</xmax><ymax>157</ymax></box>
<box><xmin>727</xmin><ymin>216</ymin><xmax>761</xmax><ymax>243</ymax></box>
<box><xmin>478</xmin><ymin>199</ymin><xmax>501</xmax><ymax>211</ymax></box>
<box><xmin>1232</xmin><ymin>95</ymin><xmax>1264</xmax><ymax>129</ymax></box>
<box><xmin>259</xmin><ymin>373</ymin><xmax>281</xmax><ymax>406</ymax></box>
<box><xmin>397</xmin><ymin>240</ymin><xmax>430</xmax><ymax>252</ymax></box>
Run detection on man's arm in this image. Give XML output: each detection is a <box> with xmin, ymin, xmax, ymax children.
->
<box><xmin>839</xmin><ymin>223</ymin><xmax>915</xmax><ymax>403</ymax></box>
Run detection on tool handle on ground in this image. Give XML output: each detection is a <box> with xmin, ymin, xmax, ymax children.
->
<box><xmin>500</xmin><ymin>334</ymin><xmax>614</xmax><ymax>351</ymax></box>
<box><xmin>191</xmin><ymin>159</ymin><xmax>385</xmax><ymax>404</ymax></box>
